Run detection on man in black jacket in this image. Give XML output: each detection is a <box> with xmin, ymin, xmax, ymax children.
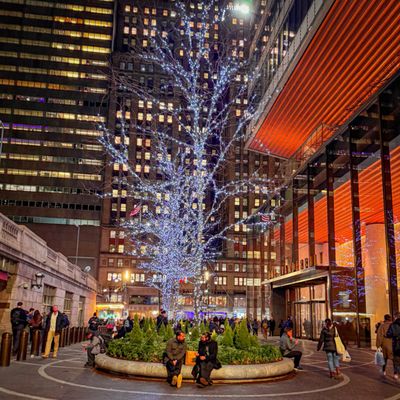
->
<box><xmin>42</xmin><ymin>305</ymin><xmax>65</xmax><ymax>358</ymax></box>
<box><xmin>10</xmin><ymin>302</ymin><xmax>27</xmax><ymax>356</ymax></box>
<box><xmin>387</xmin><ymin>312</ymin><xmax>400</xmax><ymax>380</ymax></box>
<box><xmin>196</xmin><ymin>332</ymin><xmax>218</xmax><ymax>386</ymax></box>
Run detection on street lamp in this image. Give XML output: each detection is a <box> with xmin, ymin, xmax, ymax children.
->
<box><xmin>31</xmin><ymin>272</ymin><xmax>44</xmax><ymax>289</ymax></box>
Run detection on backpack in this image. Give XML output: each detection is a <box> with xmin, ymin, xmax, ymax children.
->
<box><xmin>11</xmin><ymin>308</ymin><xmax>24</xmax><ymax>327</ymax></box>
<box><xmin>99</xmin><ymin>336</ymin><xmax>106</xmax><ymax>354</ymax></box>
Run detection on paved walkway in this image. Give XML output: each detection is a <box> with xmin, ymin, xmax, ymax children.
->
<box><xmin>0</xmin><ymin>339</ymin><xmax>399</xmax><ymax>400</ymax></box>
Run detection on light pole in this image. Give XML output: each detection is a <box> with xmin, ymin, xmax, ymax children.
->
<box><xmin>74</xmin><ymin>223</ymin><xmax>80</xmax><ymax>266</ymax></box>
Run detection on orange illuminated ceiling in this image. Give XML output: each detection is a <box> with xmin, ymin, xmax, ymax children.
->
<box><xmin>277</xmin><ymin>146</ymin><xmax>400</xmax><ymax>245</ymax></box>
<box><xmin>248</xmin><ymin>0</ymin><xmax>400</xmax><ymax>158</ymax></box>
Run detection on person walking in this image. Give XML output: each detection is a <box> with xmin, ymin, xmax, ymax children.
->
<box><xmin>279</xmin><ymin>327</ymin><xmax>303</xmax><ymax>370</ymax></box>
<box><xmin>386</xmin><ymin>312</ymin><xmax>400</xmax><ymax>380</ymax></box>
<box><xmin>269</xmin><ymin>317</ymin><xmax>276</xmax><ymax>336</ymax></box>
<box><xmin>376</xmin><ymin>314</ymin><xmax>393</xmax><ymax>376</ymax></box>
<box><xmin>42</xmin><ymin>305</ymin><xmax>65</xmax><ymax>359</ymax></box>
<box><xmin>252</xmin><ymin>319</ymin><xmax>259</xmax><ymax>336</ymax></box>
<box><xmin>317</xmin><ymin>318</ymin><xmax>343</xmax><ymax>379</ymax></box>
<box><xmin>195</xmin><ymin>332</ymin><xmax>219</xmax><ymax>386</ymax></box>
<box><xmin>165</xmin><ymin>330</ymin><xmax>186</xmax><ymax>388</ymax></box>
<box><xmin>10</xmin><ymin>302</ymin><xmax>27</xmax><ymax>356</ymax></box>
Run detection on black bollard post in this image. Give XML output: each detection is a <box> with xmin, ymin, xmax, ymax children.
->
<box><xmin>17</xmin><ymin>330</ymin><xmax>29</xmax><ymax>361</ymax></box>
<box><xmin>31</xmin><ymin>330</ymin><xmax>41</xmax><ymax>357</ymax></box>
<box><xmin>80</xmin><ymin>326</ymin><xmax>85</xmax><ymax>342</ymax></box>
<box><xmin>65</xmin><ymin>327</ymin><xmax>70</xmax><ymax>346</ymax></box>
<box><xmin>70</xmin><ymin>327</ymin><xmax>76</xmax><ymax>344</ymax></box>
<box><xmin>0</xmin><ymin>332</ymin><xmax>12</xmax><ymax>367</ymax></box>
<box><xmin>74</xmin><ymin>327</ymin><xmax>79</xmax><ymax>343</ymax></box>
<box><xmin>59</xmin><ymin>329</ymin><xmax>65</xmax><ymax>348</ymax></box>
<box><xmin>41</xmin><ymin>330</ymin><xmax>47</xmax><ymax>354</ymax></box>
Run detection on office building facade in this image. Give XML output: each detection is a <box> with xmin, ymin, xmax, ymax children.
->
<box><xmin>247</xmin><ymin>0</ymin><xmax>400</xmax><ymax>346</ymax></box>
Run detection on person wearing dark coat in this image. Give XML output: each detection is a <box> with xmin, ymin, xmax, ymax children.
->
<box><xmin>269</xmin><ymin>318</ymin><xmax>276</xmax><ymax>336</ymax></box>
<box><xmin>156</xmin><ymin>310</ymin><xmax>168</xmax><ymax>330</ymax></box>
<box><xmin>386</xmin><ymin>312</ymin><xmax>400</xmax><ymax>380</ymax></box>
<box><xmin>317</xmin><ymin>318</ymin><xmax>342</xmax><ymax>379</ymax></box>
<box><xmin>43</xmin><ymin>305</ymin><xmax>66</xmax><ymax>358</ymax></box>
<box><xmin>196</xmin><ymin>332</ymin><xmax>218</xmax><ymax>386</ymax></box>
<box><xmin>10</xmin><ymin>302</ymin><xmax>27</xmax><ymax>356</ymax></box>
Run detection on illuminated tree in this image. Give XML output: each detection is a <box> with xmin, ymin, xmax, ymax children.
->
<box><xmin>99</xmin><ymin>1</ymin><xmax>279</xmax><ymax>318</ymax></box>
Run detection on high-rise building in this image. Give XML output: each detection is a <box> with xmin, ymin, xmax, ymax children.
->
<box><xmin>0</xmin><ymin>0</ymin><xmax>115</xmax><ymax>276</ymax></box>
<box><xmin>247</xmin><ymin>0</ymin><xmax>400</xmax><ymax>346</ymax></box>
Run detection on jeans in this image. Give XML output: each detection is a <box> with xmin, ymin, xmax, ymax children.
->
<box><xmin>284</xmin><ymin>351</ymin><xmax>302</xmax><ymax>368</ymax></box>
<box><xmin>326</xmin><ymin>351</ymin><xmax>340</xmax><ymax>372</ymax></box>
<box><xmin>12</xmin><ymin>325</ymin><xmax>25</xmax><ymax>355</ymax></box>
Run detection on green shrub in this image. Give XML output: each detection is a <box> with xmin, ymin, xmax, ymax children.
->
<box><xmin>234</xmin><ymin>320</ymin><xmax>251</xmax><ymax>350</ymax></box>
<box><xmin>106</xmin><ymin>319</ymin><xmax>281</xmax><ymax>365</ymax></box>
<box><xmin>221</xmin><ymin>322</ymin><xmax>234</xmax><ymax>347</ymax></box>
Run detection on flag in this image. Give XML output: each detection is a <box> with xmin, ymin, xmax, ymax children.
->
<box><xmin>129</xmin><ymin>204</ymin><xmax>141</xmax><ymax>217</ymax></box>
<box><xmin>260</xmin><ymin>214</ymin><xmax>270</xmax><ymax>223</ymax></box>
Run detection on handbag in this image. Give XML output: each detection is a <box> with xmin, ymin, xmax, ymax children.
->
<box><xmin>374</xmin><ymin>348</ymin><xmax>385</xmax><ymax>366</ymax></box>
<box><xmin>342</xmin><ymin>349</ymin><xmax>351</xmax><ymax>362</ymax></box>
<box><xmin>334</xmin><ymin>327</ymin><xmax>346</xmax><ymax>355</ymax></box>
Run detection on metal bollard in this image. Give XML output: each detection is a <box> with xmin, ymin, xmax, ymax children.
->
<box><xmin>59</xmin><ymin>329</ymin><xmax>65</xmax><ymax>348</ymax></box>
<box><xmin>70</xmin><ymin>327</ymin><xmax>76</xmax><ymax>344</ymax></box>
<box><xmin>17</xmin><ymin>330</ymin><xmax>29</xmax><ymax>361</ymax></box>
<box><xmin>80</xmin><ymin>326</ymin><xmax>85</xmax><ymax>342</ymax></box>
<box><xmin>65</xmin><ymin>327</ymin><xmax>70</xmax><ymax>346</ymax></box>
<box><xmin>0</xmin><ymin>332</ymin><xmax>12</xmax><ymax>367</ymax></box>
<box><xmin>31</xmin><ymin>330</ymin><xmax>41</xmax><ymax>357</ymax></box>
<box><xmin>41</xmin><ymin>330</ymin><xmax>47</xmax><ymax>354</ymax></box>
<box><xmin>74</xmin><ymin>327</ymin><xmax>79</xmax><ymax>343</ymax></box>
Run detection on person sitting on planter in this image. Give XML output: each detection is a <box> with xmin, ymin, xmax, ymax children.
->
<box><xmin>196</xmin><ymin>332</ymin><xmax>219</xmax><ymax>386</ymax></box>
<box><xmin>279</xmin><ymin>327</ymin><xmax>303</xmax><ymax>370</ymax></box>
<box><xmin>83</xmin><ymin>331</ymin><xmax>103</xmax><ymax>368</ymax></box>
<box><xmin>165</xmin><ymin>330</ymin><xmax>186</xmax><ymax>388</ymax></box>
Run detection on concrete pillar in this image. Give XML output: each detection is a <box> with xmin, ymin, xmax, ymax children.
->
<box><xmin>364</xmin><ymin>223</ymin><xmax>389</xmax><ymax>347</ymax></box>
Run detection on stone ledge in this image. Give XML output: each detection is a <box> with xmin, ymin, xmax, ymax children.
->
<box><xmin>95</xmin><ymin>355</ymin><xmax>294</xmax><ymax>382</ymax></box>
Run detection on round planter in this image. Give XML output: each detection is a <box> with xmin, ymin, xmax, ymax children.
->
<box><xmin>95</xmin><ymin>354</ymin><xmax>294</xmax><ymax>383</ymax></box>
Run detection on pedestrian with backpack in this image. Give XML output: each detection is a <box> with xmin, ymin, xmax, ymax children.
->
<box><xmin>10</xmin><ymin>302</ymin><xmax>27</xmax><ymax>356</ymax></box>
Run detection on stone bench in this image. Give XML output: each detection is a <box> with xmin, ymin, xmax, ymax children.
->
<box><xmin>95</xmin><ymin>354</ymin><xmax>294</xmax><ymax>383</ymax></box>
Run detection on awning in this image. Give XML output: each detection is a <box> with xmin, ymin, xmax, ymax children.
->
<box><xmin>248</xmin><ymin>0</ymin><xmax>400</xmax><ymax>158</ymax></box>
<box><xmin>0</xmin><ymin>271</ymin><xmax>8</xmax><ymax>282</ymax></box>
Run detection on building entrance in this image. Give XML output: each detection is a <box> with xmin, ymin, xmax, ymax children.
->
<box><xmin>294</xmin><ymin>300</ymin><xmax>326</xmax><ymax>339</ymax></box>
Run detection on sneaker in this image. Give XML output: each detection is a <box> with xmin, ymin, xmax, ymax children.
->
<box><xmin>171</xmin><ymin>375</ymin><xmax>178</xmax><ymax>386</ymax></box>
<box><xmin>207</xmin><ymin>379</ymin><xmax>213</xmax><ymax>386</ymax></box>
<box><xmin>294</xmin><ymin>366</ymin><xmax>303</xmax><ymax>371</ymax></box>
<box><xmin>176</xmin><ymin>374</ymin><xmax>183</xmax><ymax>389</ymax></box>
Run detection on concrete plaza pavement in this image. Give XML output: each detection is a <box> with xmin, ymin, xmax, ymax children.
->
<box><xmin>0</xmin><ymin>338</ymin><xmax>399</xmax><ymax>400</ymax></box>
